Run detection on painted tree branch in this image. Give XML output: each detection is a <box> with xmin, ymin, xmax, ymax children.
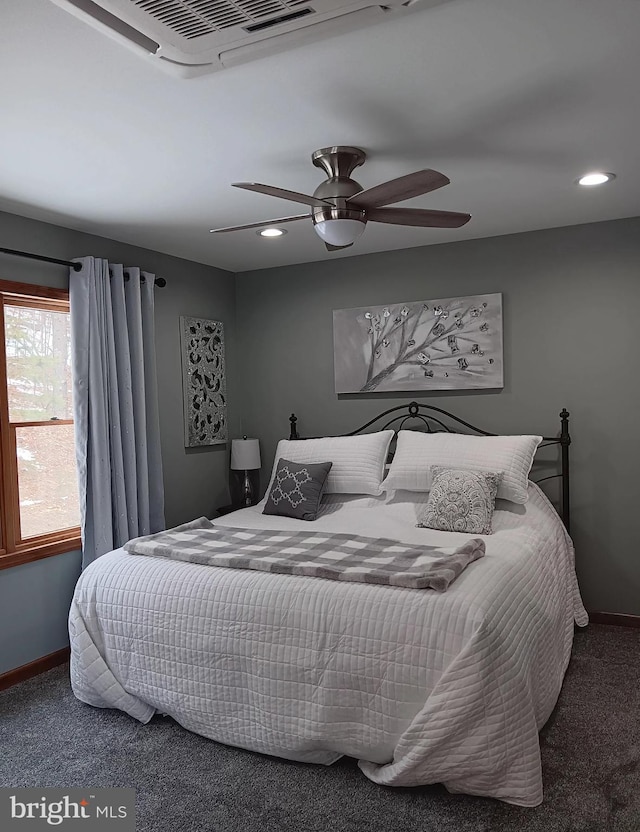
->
<box><xmin>360</xmin><ymin>303</ymin><xmax>487</xmax><ymax>392</ymax></box>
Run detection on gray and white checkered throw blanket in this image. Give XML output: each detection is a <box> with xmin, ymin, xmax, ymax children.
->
<box><xmin>123</xmin><ymin>518</ymin><xmax>485</xmax><ymax>591</ymax></box>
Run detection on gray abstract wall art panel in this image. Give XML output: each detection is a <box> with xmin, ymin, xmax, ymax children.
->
<box><xmin>180</xmin><ymin>316</ymin><xmax>227</xmax><ymax>446</ymax></box>
<box><xmin>333</xmin><ymin>293</ymin><xmax>503</xmax><ymax>393</ymax></box>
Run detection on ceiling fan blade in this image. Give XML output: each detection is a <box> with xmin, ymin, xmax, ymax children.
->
<box><xmin>367</xmin><ymin>207</ymin><xmax>471</xmax><ymax>228</ymax></box>
<box><xmin>209</xmin><ymin>214</ymin><xmax>308</xmax><ymax>233</ymax></box>
<box><xmin>348</xmin><ymin>169</ymin><xmax>450</xmax><ymax>209</ymax></box>
<box><xmin>324</xmin><ymin>242</ymin><xmax>354</xmax><ymax>252</ymax></box>
<box><xmin>232</xmin><ymin>182</ymin><xmax>333</xmax><ymax>208</ymax></box>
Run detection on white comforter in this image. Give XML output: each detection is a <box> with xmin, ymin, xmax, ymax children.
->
<box><xmin>69</xmin><ymin>484</ymin><xmax>587</xmax><ymax>806</ymax></box>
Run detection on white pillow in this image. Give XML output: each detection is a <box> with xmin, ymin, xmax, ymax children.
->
<box><xmin>266</xmin><ymin>431</ymin><xmax>394</xmax><ymax>496</ymax></box>
<box><xmin>381</xmin><ymin>430</ymin><xmax>542</xmax><ymax>504</ymax></box>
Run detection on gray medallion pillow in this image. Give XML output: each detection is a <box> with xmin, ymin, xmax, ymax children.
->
<box><xmin>263</xmin><ymin>458</ymin><xmax>332</xmax><ymax>521</ymax></box>
<box><xmin>416</xmin><ymin>466</ymin><xmax>503</xmax><ymax>535</ymax></box>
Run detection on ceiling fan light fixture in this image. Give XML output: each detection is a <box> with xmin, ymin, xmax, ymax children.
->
<box><xmin>577</xmin><ymin>171</ymin><xmax>616</xmax><ymax>186</ymax></box>
<box><xmin>313</xmin><ymin>218</ymin><xmax>366</xmax><ymax>247</ymax></box>
<box><xmin>258</xmin><ymin>227</ymin><xmax>287</xmax><ymax>237</ymax></box>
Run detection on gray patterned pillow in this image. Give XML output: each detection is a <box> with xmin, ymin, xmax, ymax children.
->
<box><xmin>263</xmin><ymin>458</ymin><xmax>332</xmax><ymax>521</ymax></box>
<box><xmin>416</xmin><ymin>466</ymin><xmax>503</xmax><ymax>535</ymax></box>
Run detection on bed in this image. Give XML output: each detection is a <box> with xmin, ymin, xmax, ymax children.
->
<box><xmin>69</xmin><ymin>402</ymin><xmax>587</xmax><ymax>807</ymax></box>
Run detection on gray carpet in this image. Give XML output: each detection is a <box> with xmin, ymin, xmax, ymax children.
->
<box><xmin>1</xmin><ymin>624</ymin><xmax>639</xmax><ymax>832</ymax></box>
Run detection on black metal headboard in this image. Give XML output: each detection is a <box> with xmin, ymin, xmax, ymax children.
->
<box><xmin>288</xmin><ymin>401</ymin><xmax>571</xmax><ymax>532</ymax></box>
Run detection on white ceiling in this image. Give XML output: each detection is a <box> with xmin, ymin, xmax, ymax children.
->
<box><xmin>1</xmin><ymin>0</ymin><xmax>639</xmax><ymax>273</ymax></box>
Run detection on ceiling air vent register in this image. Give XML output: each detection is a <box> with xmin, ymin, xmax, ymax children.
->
<box><xmin>49</xmin><ymin>0</ymin><xmax>449</xmax><ymax>76</ymax></box>
<box><xmin>132</xmin><ymin>0</ymin><xmax>312</xmax><ymax>38</ymax></box>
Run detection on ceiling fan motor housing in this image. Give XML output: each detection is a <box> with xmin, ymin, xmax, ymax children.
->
<box><xmin>311</xmin><ymin>146</ymin><xmax>367</xmax><ymax>227</ymax></box>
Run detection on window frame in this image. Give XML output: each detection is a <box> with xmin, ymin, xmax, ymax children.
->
<box><xmin>0</xmin><ymin>279</ymin><xmax>81</xmax><ymax>570</ymax></box>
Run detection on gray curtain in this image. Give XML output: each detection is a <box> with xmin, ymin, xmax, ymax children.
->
<box><xmin>70</xmin><ymin>256</ymin><xmax>165</xmax><ymax>569</ymax></box>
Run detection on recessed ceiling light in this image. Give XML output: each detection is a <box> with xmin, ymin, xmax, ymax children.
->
<box><xmin>257</xmin><ymin>227</ymin><xmax>287</xmax><ymax>238</ymax></box>
<box><xmin>577</xmin><ymin>172</ymin><xmax>616</xmax><ymax>187</ymax></box>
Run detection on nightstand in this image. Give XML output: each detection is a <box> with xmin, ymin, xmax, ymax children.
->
<box><xmin>216</xmin><ymin>503</ymin><xmax>247</xmax><ymax>517</ymax></box>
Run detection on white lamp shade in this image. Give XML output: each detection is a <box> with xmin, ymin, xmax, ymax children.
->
<box><xmin>314</xmin><ymin>218</ymin><xmax>366</xmax><ymax>247</ymax></box>
<box><xmin>231</xmin><ymin>438</ymin><xmax>261</xmax><ymax>470</ymax></box>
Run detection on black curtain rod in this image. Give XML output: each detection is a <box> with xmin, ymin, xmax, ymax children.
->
<box><xmin>0</xmin><ymin>245</ymin><xmax>82</xmax><ymax>271</ymax></box>
<box><xmin>0</xmin><ymin>246</ymin><xmax>166</xmax><ymax>287</ymax></box>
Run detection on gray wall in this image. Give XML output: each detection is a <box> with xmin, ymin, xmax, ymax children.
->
<box><xmin>0</xmin><ymin>551</ymin><xmax>82</xmax><ymax>674</ymax></box>
<box><xmin>0</xmin><ymin>210</ymin><xmax>237</xmax><ymax>674</ymax></box>
<box><xmin>236</xmin><ymin>216</ymin><xmax>640</xmax><ymax>616</ymax></box>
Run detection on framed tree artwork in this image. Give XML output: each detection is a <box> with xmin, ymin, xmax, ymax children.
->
<box><xmin>333</xmin><ymin>293</ymin><xmax>503</xmax><ymax>393</ymax></box>
<box><xmin>180</xmin><ymin>316</ymin><xmax>227</xmax><ymax>447</ymax></box>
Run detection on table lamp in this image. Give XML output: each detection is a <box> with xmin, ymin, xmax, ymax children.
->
<box><xmin>230</xmin><ymin>436</ymin><xmax>261</xmax><ymax>506</ymax></box>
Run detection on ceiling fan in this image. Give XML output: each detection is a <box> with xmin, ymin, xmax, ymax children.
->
<box><xmin>210</xmin><ymin>146</ymin><xmax>471</xmax><ymax>251</ymax></box>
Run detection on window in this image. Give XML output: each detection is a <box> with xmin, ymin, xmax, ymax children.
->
<box><xmin>0</xmin><ymin>280</ymin><xmax>81</xmax><ymax>569</ymax></box>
